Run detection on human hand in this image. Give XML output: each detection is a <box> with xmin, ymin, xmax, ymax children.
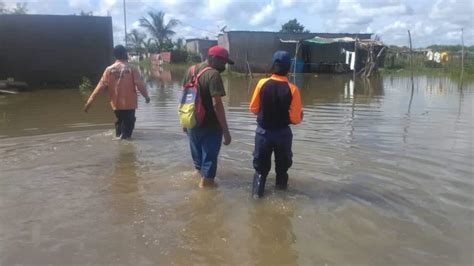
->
<box><xmin>183</xmin><ymin>127</ymin><xmax>188</xmax><ymax>134</ymax></box>
<box><xmin>223</xmin><ymin>130</ymin><xmax>231</xmax><ymax>145</ymax></box>
<box><xmin>83</xmin><ymin>102</ymin><xmax>92</xmax><ymax>113</ymax></box>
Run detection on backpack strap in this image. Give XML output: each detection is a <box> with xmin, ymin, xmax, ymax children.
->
<box><xmin>195</xmin><ymin>66</ymin><xmax>212</xmax><ymax>79</ymax></box>
<box><xmin>187</xmin><ymin>65</ymin><xmax>198</xmax><ymax>84</ymax></box>
<box><xmin>187</xmin><ymin>65</ymin><xmax>212</xmax><ymax>85</ymax></box>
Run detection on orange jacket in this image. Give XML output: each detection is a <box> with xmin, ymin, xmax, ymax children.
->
<box><xmin>249</xmin><ymin>74</ymin><xmax>302</xmax><ymax>128</ymax></box>
<box><xmin>87</xmin><ymin>60</ymin><xmax>149</xmax><ymax>110</ymax></box>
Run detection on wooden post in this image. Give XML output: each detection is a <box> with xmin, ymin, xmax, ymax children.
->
<box><xmin>246</xmin><ymin>51</ymin><xmax>253</xmax><ymax>79</ymax></box>
<box><xmin>408</xmin><ymin>30</ymin><xmax>413</xmax><ymax>72</ymax></box>
<box><xmin>293</xmin><ymin>42</ymin><xmax>301</xmax><ymax>83</ymax></box>
<box><xmin>460</xmin><ymin>28</ymin><xmax>464</xmax><ymax>88</ymax></box>
<box><xmin>123</xmin><ymin>0</ymin><xmax>127</xmax><ymax>47</ymax></box>
<box><xmin>407</xmin><ymin>30</ymin><xmax>415</xmax><ymax>114</ymax></box>
<box><xmin>353</xmin><ymin>37</ymin><xmax>357</xmax><ymax>80</ymax></box>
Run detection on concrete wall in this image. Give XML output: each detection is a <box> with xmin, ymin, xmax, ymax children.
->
<box><xmin>0</xmin><ymin>14</ymin><xmax>113</xmax><ymax>86</ymax></box>
<box><xmin>222</xmin><ymin>32</ymin><xmax>278</xmax><ymax>73</ymax></box>
<box><xmin>186</xmin><ymin>39</ymin><xmax>217</xmax><ymax>61</ymax></box>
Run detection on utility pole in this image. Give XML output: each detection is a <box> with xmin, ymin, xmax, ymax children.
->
<box><xmin>460</xmin><ymin>28</ymin><xmax>464</xmax><ymax>87</ymax></box>
<box><xmin>123</xmin><ymin>0</ymin><xmax>127</xmax><ymax>47</ymax></box>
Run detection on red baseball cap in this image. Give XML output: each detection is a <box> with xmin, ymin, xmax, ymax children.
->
<box><xmin>208</xmin><ymin>45</ymin><xmax>234</xmax><ymax>65</ymax></box>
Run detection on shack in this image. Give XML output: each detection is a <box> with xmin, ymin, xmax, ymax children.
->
<box><xmin>0</xmin><ymin>14</ymin><xmax>113</xmax><ymax>86</ymax></box>
<box><xmin>218</xmin><ymin>31</ymin><xmax>383</xmax><ymax>74</ymax></box>
<box><xmin>186</xmin><ymin>38</ymin><xmax>218</xmax><ymax>61</ymax></box>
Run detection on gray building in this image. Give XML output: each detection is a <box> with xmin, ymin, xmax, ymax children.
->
<box><xmin>218</xmin><ymin>31</ymin><xmax>373</xmax><ymax>73</ymax></box>
<box><xmin>0</xmin><ymin>14</ymin><xmax>113</xmax><ymax>86</ymax></box>
<box><xmin>186</xmin><ymin>39</ymin><xmax>218</xmax><ymax>61</ymax></box>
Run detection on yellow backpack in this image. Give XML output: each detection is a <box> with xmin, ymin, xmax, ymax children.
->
<box><xmin>178</xmin><ymin>66</ymin><xmax>212</xmax><ymax>128</ymax></box>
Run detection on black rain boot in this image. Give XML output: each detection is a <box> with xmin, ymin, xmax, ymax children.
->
<box><xmin>275</xmin><ymin>173</ymin><xmax>289</xmax><ymax>190</ymax></box>
<box><xmin>252</xmin><ymin>172</ymin><xmax>267</xmax><ymax>198</ymax></box>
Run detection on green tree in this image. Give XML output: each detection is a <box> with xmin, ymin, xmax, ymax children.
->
<box><xmin>161</xmin><ymin>39</ymin><xmax>175</xmax><ymax>51</ymax></box>
<box><xmin>174</xmin><ymin>38</ymin><xmax>185</xmax><ymax>51</ymax></box>
<box><xmin>280</xmin><ymin>19</ymin><xmax>309</xmax><ymax>33</ymax></box>
<box><xmin>0</xmin><ymin>1</ymin><xmax>7</xmax><ymax>14</ymax></box>
<box><xmin>0</xmin><ymin>1</ymin><xmax>28</xmax><ymax>14</ymax></box>
<box><xmin>126</xmin><ymin>29</ymin><xmax>147</xmax><ymax>55</ymax></box>
<box><xmin>139</xmin><ymin>11</ymin><xmax>179</xmax><ymax>52</ymax></box>
<box><xmin>143</xmin><ymin>38</ymin><xmax>160</xmax><ymax>54</ymax></box>
<box><xmin>79</xmin><ymin>10</ymin><xmax>93</xmax><ymax>16</ymax></box>
<box><xmin>11</xmin><ymin>2</ymin><xmax>27</xmax><ymax>14</ymax></box>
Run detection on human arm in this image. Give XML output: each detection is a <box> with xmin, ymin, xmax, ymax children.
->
<box><xmin>84</xmin><ymin>70</ymin><xmax>108</xmax><ymax>112</ymax></box>
<box><xmin>212</xmin><ymin>96</ymin><xmax>231</xmax><ymax>145</ymax></box>
<box><xmin>209</xmin><ymin>71</ymin><xmax>231</xmax><ymax>145</ymax></box>
<box><xmin>289</xmin><ymin>84</ymin><xmax>303</xmax><ymax>124</ymax></box>
<box><xmin>133</xmin><ymin>67</ymin><xmax>150</xmax><ymax>103</ymax></box>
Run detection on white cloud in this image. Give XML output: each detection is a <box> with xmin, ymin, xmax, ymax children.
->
<box><xmin>280</xmin><ymin>0</ymin><xmax>295</xmax><ymax>7</ymax></box>
<box><xmin>309</xmin><ymin>0</ymin><xmax>339</xmax><ymax>13</ymax></box>
<box><xmin>68</xmin><ymin>0</ymin><xmax>92</xmax><ymax>9</ymax></box>
<box><xmin>319</xmin><ymin>0</ymin><xmax>413</xmax><ymax>33</ymax></box>
<box><xmin>98</xmin><ymin>0</ymin><xmax>118</xmax><ymax>16</ymax></box>
<box><xmin>19</xmin><ymin>0</ymin><xmax>474</xmax><ymax>46</ymax></box>
<box><xmin>249</xmin><ymin>1</ymin><xmax>276</xmax><ymax>26</ymax></box>
<box><xmin>446</xmin><ymin>30</ymin><xmax>462</xmax><ymax>40</ymax></box>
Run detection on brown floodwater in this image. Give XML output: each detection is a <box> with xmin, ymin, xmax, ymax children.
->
<box><xmin>0</xmin><ymin>68</ymin><xmax>473</xmax><ymax>265</ymax></box>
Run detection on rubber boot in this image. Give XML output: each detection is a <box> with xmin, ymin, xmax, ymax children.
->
<box><xmin>275</xmin><ymin>173</ymin><xmax>289</xmax><ymax>190</ymax></box>
<box><xmin>252</xmin><ymin>172</ymin><xmax>267</xmax><ymax>198</ymax></box>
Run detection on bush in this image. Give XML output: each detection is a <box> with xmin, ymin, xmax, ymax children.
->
<box><xmin>171</xmin><ymin>50</ymin><xmax>188</xmax><ymax>63</ymax></box>
<box><xmin>187</xmin><ymin>52</ymin><xmax>202</xmax><ymax>63</ymax></box>
<box><xmin>78</xmin><ymin>77</ymin><xmax>93</xmax><ymax>95</ymax></box>
<box><xmin>423</xmin><ymin>60</ymin><xmax>442</xmax><ymax>68</ymax></box>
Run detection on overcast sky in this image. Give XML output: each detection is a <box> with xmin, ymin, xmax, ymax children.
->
<box><xmin>3</xmin><ymin>0</ymin><xmax>473</xmax><ymax>47</ymax></box>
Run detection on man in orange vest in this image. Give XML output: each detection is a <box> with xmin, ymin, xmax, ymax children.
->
<box><xmin>84</xmin><ymin>45</ymin><xmax>150</xmax><ymax>140</ymax></box>
<box><xmin>249</xmin><ymin>51</ymin><xmax>303</xmax><ymax>198</ymax></box>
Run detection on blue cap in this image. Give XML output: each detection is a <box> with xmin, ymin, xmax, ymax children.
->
<box><xmin>272</xmin><ymin>51</ymin><xmax>291</xmax><ymax>66</ymax></box>
<box><xmin>271</xmin><ymin>51</ymin><xmax>291</xmax><ymax>74</ymax></box>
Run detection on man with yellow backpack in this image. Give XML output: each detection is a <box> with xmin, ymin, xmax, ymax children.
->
<box><xmin>179</xmin><ymin>46</ymin><xmax>233</xmax><ymax>188</ymax></box>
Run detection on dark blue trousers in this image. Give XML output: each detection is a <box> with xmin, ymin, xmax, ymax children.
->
<box><xmin>253</xmin><ymin>126</ymin><xmax>293</xmax><ymax>178</ymax></box>
<box><xmin>114</xmin><ymin>109</ymin><xmax>136</xmax><ymax>139</ymax></box>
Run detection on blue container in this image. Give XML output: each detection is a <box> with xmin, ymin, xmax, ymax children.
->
<box><xmin>290</xmin><ymin>59</ymin><xmax>305</xmax><ymax>73</ymax></box>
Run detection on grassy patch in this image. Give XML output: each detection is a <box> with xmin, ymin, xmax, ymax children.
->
<box><xmin>131</xmin><ymin>58</ymin><xmax>151</xmax><ymax>68</ymax></box>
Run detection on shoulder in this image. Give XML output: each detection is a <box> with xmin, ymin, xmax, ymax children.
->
<box><xmin>201</xmin><ymin>67</ymin><xmax>222</xmax><ymax>82</ymax></box>
<box><xmin>106</xmin><ymin>62</ymin><xmax>121</xmax><ymax>72</ymax></box>
<box><xmin>129</xmin><ymin>63</ymin><xmax>139</xmax><ymax>72</ymax></box>
<box><xmin>256</xmin><ymin>78</ymin><xmax>272</xmax><ymax>88</ymax></box>
<box><xmin>200</xmin><ymin>65</ymin><xmax>219</xmax><ymax>77</ymax></box>
<box><xmin>288</xmin><ymin>82</ymin><xmax>299</xmax><ymax>94</ymax></box>
<box><xmin>122</xmin><ymin>62</ymin><xmax>138</xmax><ymax>72</ymax></box>
<box><xmin>105</xmin><ymin>64</ymin><xmax>115</xmax><ymax>72</ymax></box>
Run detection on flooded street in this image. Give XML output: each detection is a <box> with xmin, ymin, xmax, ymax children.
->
<box><xmin>0</xmin><ymin>69</ymin><xmax>473</xmax><ymax>265</ymax></box>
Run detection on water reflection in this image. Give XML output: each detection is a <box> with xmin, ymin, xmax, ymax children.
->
<box><xmin>105</xmin><ymin>142</ymin><xmax>147</xmax><ymax>262</ymax></box>
<box><xmin>108</xmin><ymin>143</ymin><xmax>144</xmax><ymax>223</ymax></box>
<box><xmin>249</xmin><ymin>200</ymin><xmax>298</xmax><ymax>266</ymax></box>
<box><xmin>0</xmin><ymin>69</ymin><xmax>473</xmax><ymax>265</ymax></box>
<box><xmin>176</xmin><ymin>190</ymin><xmax>232</xmax><ymax>265</ymax></box>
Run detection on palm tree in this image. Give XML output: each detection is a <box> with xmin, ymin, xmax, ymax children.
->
<box><xmin>11</xmin><ymin>3</ymin><xmax>28</xmax><ymax>14</ymax></box>
<box><xmin>0</xmin><ymin>1</ymin><xmax>28</xmax><ymax>14</ymax></box>
<box><xmin>126</xmin><ymin>29</ymin><xmax>147</xmax><ymax>55</ymax></box>
<box><xmin>175</xmin><ymin>38</ymin><xmax>185</xmax><ymax>51</ymax></box>
<box><xmin>143</xmin><ymin>38</ymin><xmax>159</xmax><ymax>56</ymax></box>
<box><xmin>0</xmin><ymin>1</ymin><xmax>7</xmax><ymax>14</ymax></box>
<box><xmin>139</xmin><ymin>11</ymin><xmax>179</xmax><ymax>52</ymax></box>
